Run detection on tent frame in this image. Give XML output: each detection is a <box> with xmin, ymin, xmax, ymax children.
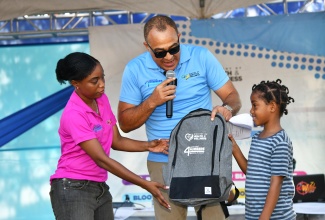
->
<box><xmin>0</xmin><ymin>0</ymin><xmax>323</xmax><ymax>42</ymax></box>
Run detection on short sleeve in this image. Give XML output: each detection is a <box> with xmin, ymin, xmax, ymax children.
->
<box><xmin>204</xmin><ymin>49</ymin><xmax>229</xmax><ymax>91</ymax></box>
<box><xmin>61</xmin><ymin>110</ymin><xmax>96</xmax><ymax>145</ymax></box>
<box><xmin>119</xmin><ymin>64</ymin><xmax>143</xmax><ymax>105</ymax></box>
<box><xmin>271</xmin><ymin>141</ymin><xmax>291</xmax><ymax>177</ymax></box>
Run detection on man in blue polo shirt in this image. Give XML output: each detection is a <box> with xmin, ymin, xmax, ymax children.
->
<box><xmin>118</xmin><ymin>15</ymin><xmax>241</xmax><ymax>220</ymax></box>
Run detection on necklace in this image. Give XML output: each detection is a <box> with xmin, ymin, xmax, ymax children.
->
<box><xmin>92</xmin><ymin>100</ymin><xmax>99</xmax><ymax>114</ymax></box>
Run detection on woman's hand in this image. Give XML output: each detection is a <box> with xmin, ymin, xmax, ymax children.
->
<box><xmin>144</xmin><ymin>181</ymin><xmax>171</xmax><ymax>210</ymax></box>
<box><xmin>148</xmin><ymin>139</ymin><xmax>169</xmax><ymax>154</ymax></box>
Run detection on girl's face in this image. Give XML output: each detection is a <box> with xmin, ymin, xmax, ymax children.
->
<box><xmin>250</xmin><ymin>91</ymin><xmax>272</xmax><ymax>126</ymax></box>
<box><xmin>73</xmin><ymin>63</ymin><xmax>105</xmax><ymax>102</ymax></box>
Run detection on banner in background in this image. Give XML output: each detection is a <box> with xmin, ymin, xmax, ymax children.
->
<box><xmin>0</xmin><ymin>86</ymin><xmax>74</xmax><ymax>147</ymax></box>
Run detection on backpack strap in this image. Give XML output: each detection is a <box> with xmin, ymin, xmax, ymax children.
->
<box><xmin>220</xmin><ymin>201</ymin><xmax>230</xmax><ymax>218</ymax></box>
<box><xmin>196</xmin><ymin>186</ymin><xmax>239</xmax><ymax>219</ymax></box>
<box><xmin>226</xmin><ymin>185</ymin><xmax>240</xmax><ymax>206</ymax></box>
<box><xmin>196</xmin><ymin>205</ymin><xmax>206</xmax><ymax>220</ymax></box>
<box><xmin>196</xmin><ymin>202</ymin><xmax>230</xmax><ymax>219</ymax></box>
<box><xmin>220</xmin><ymin>186</ymin><xmax>240</xmax><ymax>218</ymax></box>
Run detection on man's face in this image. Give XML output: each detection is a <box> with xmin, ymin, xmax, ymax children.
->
<box><xmin>145</xmin><ymin>25</ymin><xmax>180</xmax><ymax>71</ymax></box>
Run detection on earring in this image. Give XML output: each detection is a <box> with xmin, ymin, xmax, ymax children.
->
<box><xmin>75</xmin><ymin>87</ymin><xmax>79</xmax><ymax>90</ymax></box>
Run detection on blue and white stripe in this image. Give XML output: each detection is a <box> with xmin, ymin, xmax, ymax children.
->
<box><xmin>245</xmin><ymin>129</ymin><xmax>296</xmax><ymax>220</ymax></box>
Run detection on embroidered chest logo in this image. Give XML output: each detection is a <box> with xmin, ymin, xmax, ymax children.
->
<box><xmin>182</xmin><ymin>71</ymin><xmax>200</xmax><ymax>80</ymax></box>
<box><xmin>93</xmin><ymin>124</ymin><xmax>102</xmax><ymax>132</ymax></box>
<box><xmin>145</xmin><ymin>79</ymin><xmax>163</xmax><ymax>88</ymax></box>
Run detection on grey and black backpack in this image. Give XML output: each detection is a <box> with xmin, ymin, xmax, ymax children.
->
<box><xmin>163</xmin><ymin>108</ymin><xmax>238</xmax><ymax>219</ymax></box>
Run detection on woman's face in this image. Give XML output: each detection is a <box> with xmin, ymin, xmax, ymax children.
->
<box><xmin>74</xmin><ymin>63</ymin><xmax>105</xmax><ymax>102</ymax></box>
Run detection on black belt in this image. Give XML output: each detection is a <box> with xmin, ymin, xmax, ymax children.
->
<box><xmin>52</xmin><ymin>178</ymin><xmax>106</xmax><ymax>186</ymax></box>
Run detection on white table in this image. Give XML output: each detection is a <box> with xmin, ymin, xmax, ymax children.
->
<box><xmin>293</xmin><ymin>202</ymin><xmax>325</xmax><ymax>220</ymax></box>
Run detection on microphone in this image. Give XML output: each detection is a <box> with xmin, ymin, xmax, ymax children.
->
<box><xmin>166</xmin><ymin>70</ymin><xmax>176</xmax><ymax>118</ymax></box>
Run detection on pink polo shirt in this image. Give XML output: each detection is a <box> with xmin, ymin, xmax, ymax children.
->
<box><xmin>50</xmin><ymin>91</ymin><xmax>117</xmax><ymax>182</ymax></box>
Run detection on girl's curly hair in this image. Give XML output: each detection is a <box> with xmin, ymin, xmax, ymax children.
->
<box><xmin>252</xmin><ymin>79</ymin><xmax>294</xmax><ymax>116</ymax></box>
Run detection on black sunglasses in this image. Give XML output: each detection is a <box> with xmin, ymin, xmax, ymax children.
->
<box><xmin>146</xmin><ymin>41</ymin><xmax>180</xmax><ymax>58</ymax></box>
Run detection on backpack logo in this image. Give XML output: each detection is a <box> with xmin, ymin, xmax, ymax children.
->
<box><xmin>184</xmin><ymin>146</ymin><xmax>205</xmax><ymax>156</ymax></box>
<box><xmin>185</xmin><ymin>133</ymin><xmax>207</xmax><ymax>141</ymax></box>
<box><xmin>205</xmin><ymin>187</ymin><xmax>212</xmax><ymax>195</ymax></box>
<box><xmin>185</xmin><ymin>133</ymin><xmax>194</xmax><ymax>141</ymax></box>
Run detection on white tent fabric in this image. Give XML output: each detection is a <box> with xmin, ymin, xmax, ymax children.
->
<box><xmin>0</xmin><ymin>0</ymin><xmax>271</xmax><ymax>21</ymax></box>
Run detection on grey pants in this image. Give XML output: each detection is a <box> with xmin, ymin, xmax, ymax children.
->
<box><xmin>50</xmin><ymin>178</ymin><xmax>113</xmax><ymax>220</ymax></box>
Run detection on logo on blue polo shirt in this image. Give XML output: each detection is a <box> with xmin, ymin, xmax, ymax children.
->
<box><xmin>182</xmin><ymin>71</ymin><xmax>200</xmax><ymax>80</ymax></box>
<box><xmin>145</xmin><ymin>79</ymin><xmax>163</xmax><ymax>88</ymax></box>
<box><xmin>93</xmin><ymin>124</ymin><xmax>102</xmax><ymax>132</ymax></box>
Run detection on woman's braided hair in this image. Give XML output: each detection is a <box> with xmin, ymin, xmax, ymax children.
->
<box><xmin>252</xmin><ymin>79</ymin><xmax>294</xmax><ymax>116</ymax></box>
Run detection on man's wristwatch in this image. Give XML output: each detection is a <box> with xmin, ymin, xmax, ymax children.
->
<box><xmin>222</xmin><ymin>104</ymin><xmax>233</xmax><ymax>113</ymax></box>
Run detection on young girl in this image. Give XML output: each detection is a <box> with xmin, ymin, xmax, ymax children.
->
<box><xmin>49</xmin><ymin>52</ymin><xmax>170</xmax><ymax>220</ymax></box>
<box><xmin>229</xmin><ymin>79</ymin><xmax>295</xmax><ymax>220</ymax></box>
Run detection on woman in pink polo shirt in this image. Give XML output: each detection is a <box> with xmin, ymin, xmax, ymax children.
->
<box><xmin>49</xmin><ymin>52</ymin><xmax>170</xmax><ymax>220</ymax></box>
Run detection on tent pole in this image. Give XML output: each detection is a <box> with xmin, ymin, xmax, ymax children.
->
<box><xmin>199</xmin><ymin>0</ymin><xmax>205</xmax><ymax>19</ymax></box>
<box><xmin>283</xmin><ymin>0</ymin><xmax>288</xmax><ymax>15</ymax></box>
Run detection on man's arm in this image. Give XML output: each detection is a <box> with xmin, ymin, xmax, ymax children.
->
<box><xmin>118</xmin><ymin>100</ymin><xmax>156</xmax><ymax>133</ymax></box>
<box><xmin>118</xmin><ymin>77</ymin><xmax>176</xmax><ymax>133</ymax></box>
<box><xmin>211</xmin><ymin>80</ymin><xmax>241</xmax><ymax>121</ymax></box>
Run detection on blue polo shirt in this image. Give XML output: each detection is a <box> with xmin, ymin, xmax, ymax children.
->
<box><xmin>119</xmin><ymin>44</ymin><xmax>229</xmax><ymax>162</ymax></box>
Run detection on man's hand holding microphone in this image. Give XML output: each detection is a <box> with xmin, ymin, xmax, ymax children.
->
<box><xmin>165</xmin><ymin>70</ymin><xmax>177</xmax><ymax>118</ymax></box>
<box><xmin>145</xmin><ymin>70</ymin><xmax>176</xmax><ymax>117</ymax></box>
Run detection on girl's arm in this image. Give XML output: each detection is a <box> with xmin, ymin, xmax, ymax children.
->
<box><xmin>79</xmin><ymin>138</ymin><xmax>171</xmax><ymax>210</ymax></box>
<box><xmin>111</xmin><ymin>125</ymin><xmax>169</xmax><ymax>154</ymax></box>
<box><xmin>259</xmin><ymin>175</ymin><xmax>284</xmax><ymax>219</ymax></box>
<box><xmin>228</xmin><ymin>134</ymin><xmax>247</xmax><ymax>174</ymax></box>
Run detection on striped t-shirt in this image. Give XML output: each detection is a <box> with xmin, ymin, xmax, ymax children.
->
<box><xmin>245</xmin><ymin>129</ymin><xmax>296</xmax><ymax>220</ymax></box>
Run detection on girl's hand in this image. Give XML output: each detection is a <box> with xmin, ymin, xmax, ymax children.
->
<box><xmin>145</xmin><ymin>181</ymin><xmax>171</xmax><ymax>210</ymax></box>
<box><xmin>228</xmin><ymin>134</ymin><xmax>237</xmax><ymax>144</ymax></box>
<box><xmin>228</xmin><ymin>134</ymin><xmax>239</xmax><ymax>153</ymax></box>
<box><xmin>148</xmin><ymin>139</ymin><xmax>169</xmax><ymax>154</ymax></box>
<box><xmin>228</xmin><ymin>134</ymin><xmax>248</xmax><ymax>174</ymax></box>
